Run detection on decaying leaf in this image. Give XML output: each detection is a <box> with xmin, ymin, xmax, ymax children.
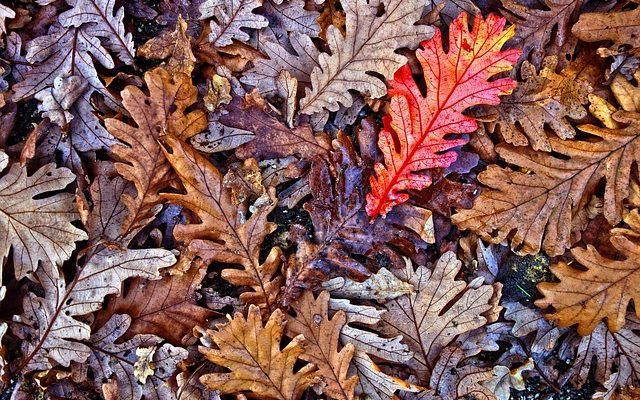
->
<box><xmin>0</xmin><ymin>151</ymin><xmax>87</xmax><ymax>280</ymax></box>
<box><xmin>162</xmin><ymin>136</ymin><xmax>283</xmax><ymax>311</ymax></box>
<box><xmin>262</xmin><ymin>0</ymin><xmax>320</xmax><ymax>48</ymax></box>
<box><xmin>137</xmin><ymin>15</ymin><xmax>196</xmax><ymax>75</ymax></box>
<box><xmin>322</xmin><ymin>267</ymin><xmax>414</xmax><ymax>303</ymax></box>
<box><xmin>299</xmin><ymin>0</ymin><xmax>434</xmax><ymax>114</ymax></box>
<box><xmin>351</xmin><ymin>351</ymin><xmax>421</xmax><ymax>400</ymax></box>
<box><xmin>573</xmin><ymin>8</ymin><xmax>640</xmax><ymax>48</ymax></box>
<box><xmin>287</xmin><ymin>291</ymin><xmax>358</xmax><ymax>400</ymax></box>
<box><xmin>453</xmin><ymin>105</ymin><xmax>640</xmax><ymax>256</ymax></box>
<box><xmin>282</xmin><ymin>134</ymin><xmax>427</xmax><ymax>303</ymax></box>
<box><xmin>199</xmin><ymin>305</ymin><xmax>320</xmax><ymax>399</ymax></box>
<box><xmin>94</xmin><ymin>255</ymin><xmax>215</xmax><ymax>345</ymax></box>
<box><xmin>59</xmin><ymin>0</ymin><xmax>136</xmax><ymax>64</ymax></box>
<box><xmin>190</xmin><ymin>113</ymin><xmax>256</xmax><ymax>153</ymax></box>
<box><xmin>75</xmin><ymin>314</ymin><xmax>187</xmax><ymax>400</ymax></box>
<box><xmin>565</xmin><ymin>314</ymin><xmax>640</xmax><ymax>396</ymax></box>
<box><xmin>536</xmin><ymin>231</ymin><xmax>640</xmax><ymax>335</ymax></box>
<box><xmin>12</xmin><ymin>27</ymin><xmax>118</xmax><ymax>151</ymax></box>
<box><xmin>482</xmin><ymin>358</ymin><xmax>534</xmax><ymax>400</ymax></box>
<box><xmin>241</xmin><ymin>32</ymin><xmax>320</xmax><ymax>95</ymax></box>
<box><xmin>366</xmin><ymin>13</ymin><xmax>520</xmax><ymax>218</ymax></box>
<box><xmin>219</xmin><ymin>95</ymin><xmax>332</xmax><ymax>160</ymax></box>
<box><xmin>106</xmin><ymin>67</ymin><xmax>206</xmax><ymax>239</ymax></box>
<box><xmin>12</xmin><ymin>247</ymin><xmax>176</xmax><ymax>373</ymax></box>
<box><xmin>484</xmin><ymin>56</ymin><xmax>591</xmax><ymax>151</ymax></box>
<box><xmin>199</xmin><ymin>0</ymin><xmax>269</xmax><ymax>46</ymax></box>
<box><xmin>34</xmin><ymin>75</ymin><xmax>87</xmax><ymax>128</ymax></box>
<box><xmin>503</xmin><ymin>301</ymin><xmax>567</xmax><ymax>354</ymax></box>
<box><xmin>379</xmin><ymin>252</ymin><xmax>498</xmax><ymax>385</ymax></box>
<box><xmin>205</xmin><ymin>74</ymin><xmax>233</xmax><ymax>111</ymax></box>
<box><xmin>501</xmin><ymin>0</ymin><xmax>582</xmax><ymax>67</ymax></box>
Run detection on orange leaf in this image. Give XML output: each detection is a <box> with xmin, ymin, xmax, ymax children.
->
<box><xmin>366</xmin><ymin>13</ymin><xmax>520</xmax><ymax>218</ymax></box>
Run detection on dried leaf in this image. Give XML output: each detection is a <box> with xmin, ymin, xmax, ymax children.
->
<box><xmin>482</xmin><ymin>359</ymin><xmax>534</xmax><ymax>400</ymax></box>
<box><xmin>485</xmin><ymin>56</ymin><xmax>591</xmax><ymax>151</ymax></box>
<box><xmin>351</xmin><ymin>351</ymin><xmax>421</xmax><ymax>400</ymax></box>
<box><xmin>276</xmin><ymin>70</ymin><xmax>297</xmax><ymax>128</ymax></box>
<box><xmin>322</xmin><ymin>267</ymin><xmax>414</xmax><ymax>303</ymax></box>
<box><xmin>501</xmin><ymin>0</ymin><xmax>582</xmax><ymax>67</ymax></box>
<box><xmin>199</xmin><ymin>0</ymin><xmax>269</xmax><ymax>46</ymax></box>
<box><xmin>162</xmin><ymin>137</ymin><xmax>283</xmax><ymax>312</ymax></box>
<box><xmin>220</xmin><ymin>96</ymin><xmax>332</xmax><ymax>160</ymax></box>
<box><xmin>503</xmin><ymin>302</ymin><xmax>567</xmax><ymax>354</ymax></box>
<box><xmin>536</xmin><ymin>231</ymin><xmax>640</xmax><ymax>335</ymax></box>
<box><xmin>379</xmin><ymin>252</ymin><xmax>497</xmax><ymax>384</ymax></box>
<box><xmin>299</xmin><ymin>0</ymin><xmax>434</xmax><ymax>114</ymax></box>
<box><xmin>190</xmin><ymin>114</ymin><xmax>255</xmax><ymax>153</ymax></box>
<box><xmin>0</xmin><ymin>153</ymin><xmax>87</xmax><ymax>280</ymax></box>
<box><xmin>199</xmin><ymin>305</ymin><xmax>320</xmax><ymax>399</ymax></box>
<box><xmin>329</xmin><ymin>298</ymin><xmax>413</xmax><ymax>363</ymax></box>
<box><xmin>34</xmin><ymin>75</ymin><xmax>87</xmax><ymax>128</ymax></box>
<box><xmin>565</xmin><ymin>314</ymin><xmax>640</xmax><ymax>395</ymax></box>
<box><xmin>137</xmin><ymin>15</ymin><xmax>196</xmax><ymax>75</ymax></box>
<box><xmin>287</xmin><ymin>291</ymin><xmax>358</xmax><ymax>400</ymax></box>
<box><xmin>365</xmin><ymin>13</ymin><xmax>520</xmax><ymax>218</ymax></box>
<box><xmin>205</xmin><ymin>74</ymin><xmax>233</xmax><ymax>111</ymax></box>
<box><xmin>241</xmin><ymin>32</ymin><xmax>320</xmax><ymax>95</ymax></box>
<box><xmin>133</xmin><ymin>347</ymin><xmax>156</xmax><ymax>384</ymax></box>
<box><xmin>94</xmin><ymin>256</ymin><xmax>215</xmax><ymax>345</ymax></box>
<box><xmin>573</xmin><ymin>8</ymin><xmax>640</xmax><ymax>48</ymax></box>
<box><xmin>12</xmin><ymin>247</ymin><xmax>176</xmax><ymax>372</ymax></box>
<box><xmin>77</xmin><ymin>314</ymin><xmax>188</xmax><ymax>400</ymax></box>
<box><xmin>106</xmin><ymin>67</ymin><xmax>206</xmax><ymax>239</ymax></box>
<box><xmin>12</xmin><ymin>27</ymin><xmax>118</xmax><ymax>151</ymax></box>
<box><xmin>262</xmin><ymin>0</ymin><xmax>320</xmax><ymax>48</ymax></box>
<box><xmin>59</xmin><ymin>0</ymin><xmax>135</xmax><ymax>64</ymax></box>
<box><xmin>83</xmin><ymin>174</ymin><xmax>133</xmax><ymax>243</ymax></box>
<box><xmin>453</xmin><ymin>109</ymin><xmax>640</xmax><ymax>256</ymax></box>
<box><xmin>283</xmin><ymin>135</ymin><xmax>427</xmax><ymax>303</ymax></box>
<box><xmin>224</xmin><ymin>158</ymin><xmax>265</xmax><ymax>204</ymax></box>
<box><xmin>317</xmin><ymin>0</ymin><xmax>345</xmax><ymax>40</ymax></box>
<box><xmin>424</xmin><ymin>330</ymin><xmax>499</xmax><ymax>400</ymax></box>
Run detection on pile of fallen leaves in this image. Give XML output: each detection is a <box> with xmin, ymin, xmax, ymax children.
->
<box><xmin>0</xmin><ymin>0</ymin><xmax>639</xmax><ymax>398</ymax></box>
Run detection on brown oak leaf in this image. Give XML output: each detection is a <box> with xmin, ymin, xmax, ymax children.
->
<box><xmin>106</xmin><ymin>67</ymin><xmax>206</xmax><ymax>239</ymax></box>
<box><xmin>482</xmin><ymin>56</ymin><xmax>591</xmax><ymax>151</ymax></box>
<box><xmin>199</xmin><ymin>305</ymin><xmax>320</xmax><ymax>399</ymax></box>
<box><xmin>286</xmin><ymin>291</ymin><xmax>358</xmax><ymax>400</ymax></box>
<box><xmin>299</xmin><ymin>0</ymin><xmax>434</xmax><ymax>114</ymax></box>
<box><xmin>0</xmin><ymin>150</ymin><xmax>87</xmax><ymax>280</ymax></box>
<box><xmin>536</xmin><ymin>230</ymin><xmax>640</xmax><ymax>335</ymax></box>
<box><xmin>378</xmin><ymin>252</ymin><xmax>499</xmax><ymax>385</ymax></box>
<box><xmin>137</xmin><ymin>15</ymin><xmax>196</xmax><ymax>75</ymax></box>
<box><xmin>501</xmin><ymin>0</ymin><xmax>582</xmax><ymax>67</ymax></box>
<box><xmin>219</xmin><ymin>95</ymin><xmax>332</xmax><ymax>161</ymax></box>
<box><xmin>161</xmin><ymin>136</ymin><xmax>283</xmax><ymax>312</ymax></box>
<box><xmin>453</xmin><ymin>109</ymin><xmax>640</xmax><ymax>256</ymax></box>
<box><xmin>573</xmin><ymin>8</ymin><xmax>640</xmax><ymax>48</ymax></box>
<box><xmin>93</xmin><ymin>255</ymin><xmax>215</xmax><ymax>345</ymax></box>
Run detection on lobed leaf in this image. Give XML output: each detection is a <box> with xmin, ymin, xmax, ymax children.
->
<box><xmin>366</xmin><ymin>13</ymin><xmax>520</xmax><ymax>218</ymax></box>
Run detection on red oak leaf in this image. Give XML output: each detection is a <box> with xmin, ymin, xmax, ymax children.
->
<box><xmin>366</xmin><ymin>13</ymin><xmax>521</xmax><ymax>219</ymax></box>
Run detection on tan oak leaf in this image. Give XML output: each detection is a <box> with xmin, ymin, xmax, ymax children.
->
<box><xmin>199</xmin><ymin>305</ymin><xmax>320</xmax><ymax>399</ymax></box>
<box><xmin>299</xmin><ymin>0</ymin><xmax>434</xmax><ymax>114</ymax></box>
<box><xmin>0</xmin><ymin>150</ymin><xmax>87</xmax><ymax>280</ymax></box>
